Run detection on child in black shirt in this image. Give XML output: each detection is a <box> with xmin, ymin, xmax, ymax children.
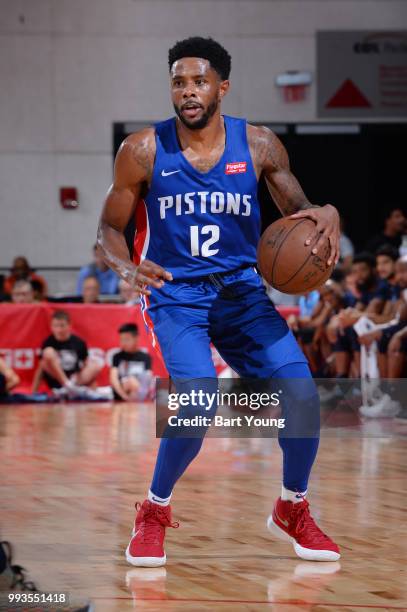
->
<box><xmin>38</xmin><ymin>310</ymin><xmax>103</xmax><ymax>392</ymax></box>
<box><xmin>110</xmin><ymin>323</ymin><xmax>153</xmax><ymax>401</ymax></box>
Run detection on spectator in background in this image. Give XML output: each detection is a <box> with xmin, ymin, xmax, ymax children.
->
<box><xmin>77</xmin><ymin>245</ymin><xmax>119</xmax><ymax>296</ymax></box>
<box><xmin>375</xmin><ymin>245</ymin><xmax>400</xmax><ymax>301</ymax></box>
<box><xmin>4</xmin><ymin>256</ymin><xmax>47</xmax><ymax>299</ymax></box>
<box><xmin>118</xmin><ymin>279</ymin><xmax>141</xmax><ymax>305</ymax></box>
<box><xmin>81</xmin><ymin>276</ymin><xmax>101</xmax><ymax>304</ymax></box>
<box><xmin>357</xmin><ymin>256</ymin><xmax>407</xmax><ymax>377</ymax></box>
<box><xmin>338</xmin><ymin>217</ymin><xmax>354</xmax><ymax>273</ymax></box>
<box><xmin>110</xmin><ymin>323</ymin><xmax>152</xmax><ymax>401</ymax></box>
<box><xmin>341</xmin><ymin>253</ymin><xmax>386</xmax><ymax>311</ymax></box>
<box><xmin>286</xmin><ymin>289</ymin><xmax>319</xmax><ymax>352</ymax></box>
<box><xmin>34</xmin><ymin>310</ymin><xmax>103</xmax><ymax>394</ymax></box>
<box><xmin>342</xmin><ymin>269</ymin><xmax>361</xmax><ymax>303</ymax></box>
<box><xmin>11</xmin><ymin>280</ymin><xmax>35</xmax><ymax>304</ymax></box>
<box><xmin>380</xmin><ymin>257</ymin><xmax>407</xmax><ymax>378</ymax></box>
<box><xmin>328</xmin><ymin>253</ymin><xmax>387</xmax><ymax>377</ymax></box>
<box><xmin>0</xmin><ymin>357</ymin><xmax>20</xmax><ymax>399</ymax></box>
<box><xmin>365</xmin><ymin>208</ymin><xmax>406</xmax><ymax>254</ymax></box>
<box><xmin>299</xmin><ymin>290</ymin><xmax>320</xmax><ymax>319</ymax></box>
<box><xmin>288</xmin><ymin>283</ymin><xmax>342</xmax><ymax>375</ymax></box>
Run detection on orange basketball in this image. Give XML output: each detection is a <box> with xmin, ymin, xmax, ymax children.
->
<box><xmin>257</xmin><ymin>217</ymin><xmax>334</xmax><ymax>294</ymax></box>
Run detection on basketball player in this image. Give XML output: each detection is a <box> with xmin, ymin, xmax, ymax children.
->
<box><xmin>97</xmin><ymin>37</ymin><xmax>341</xmax><ymax>565</ymax></box>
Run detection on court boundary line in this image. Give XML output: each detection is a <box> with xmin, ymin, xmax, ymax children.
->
<box><xmin>92</xmin><ymin>596</ymin><xmax>407</xmax><ymax>609</ymax></box>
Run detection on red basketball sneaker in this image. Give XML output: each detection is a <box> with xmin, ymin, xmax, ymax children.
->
<box><xmin>125</xmin><ymin>500</ymin><xmax>179</xmax><ymax>567</ymax></box>
<box><xmin>267</xmin><ymin>497</ymin><xmax>340</xmax><ymax>561</ymax></box>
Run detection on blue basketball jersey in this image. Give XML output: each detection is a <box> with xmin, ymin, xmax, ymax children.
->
<box><xmin>133</xmin><ymin>115</ymin><xmax>261</xmax><ymax>279</ymax></box>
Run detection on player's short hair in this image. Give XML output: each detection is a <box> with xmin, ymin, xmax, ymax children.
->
<box><xmin>376</xmin><ymin>244</ymin><xmax>399</xmax><ymax>261</ymax></box>
<box><xmin>353</xmin><ymin>252</ymin><xmax>376</xmax><ymax>269</ymax></box>
<box><xmin>168</xmin><ymin>36</ymin><xmax>231</xmax><ymax>80</ymax></box>
<box><xmin>119</xmin><ymin>323</ymin><xmax>139</xmax><ymax>336</ymax></box>
<box><xmin>52</xmin><ymin>310</ymin><xmax>70</xmax><ymax>323</ymax></box>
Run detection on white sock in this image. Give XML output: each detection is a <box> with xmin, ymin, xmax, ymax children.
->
<box><xmin>281</xmin><ymin>485</ymin><xmax>307</xmax><ymax>504</ymax></box>
<box><xmin>148</xmin><ymin>489</ymin><xmax>171</xmax><ymax>507</ymax></box>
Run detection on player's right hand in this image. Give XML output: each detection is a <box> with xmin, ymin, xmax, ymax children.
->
<box><xmin>131</xmin><ymin>260</ymin><xmax>173</xmax><ymax>295</ymax></box>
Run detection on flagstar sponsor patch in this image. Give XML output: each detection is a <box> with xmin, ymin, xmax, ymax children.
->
<box><xmin>225</xmin><ymin>162</ymin><xmax>247</xmax><ymax>174</ymax></box>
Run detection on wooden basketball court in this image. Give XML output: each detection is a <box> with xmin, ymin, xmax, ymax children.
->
<box><xmin>1</xmin><ymin>402</ymin><xmax>406</xmax><ymax>611</ymax></box>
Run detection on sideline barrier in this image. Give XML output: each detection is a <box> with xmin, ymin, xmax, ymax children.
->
<box><xmin>0</xmin><ymin>303</ymin><xmax>299</xmax><ymax>391</ymax></box>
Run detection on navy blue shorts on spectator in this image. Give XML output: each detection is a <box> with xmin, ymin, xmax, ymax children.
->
<box><xmin>333</xmin><ymin>327</ymin><xmax>360</xmax><ymax>353</ymax></box>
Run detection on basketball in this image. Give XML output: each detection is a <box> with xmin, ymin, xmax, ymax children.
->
<box><xmin>257</xmin><ymin>217</ymin><xmax>334</xmax><ymax>294</ymax></box>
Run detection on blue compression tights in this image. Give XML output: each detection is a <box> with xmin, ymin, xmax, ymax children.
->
<box><xmin>150</xmin><ymin>362</ymin><xmax>320</xmax><ymax>498</ymax></box>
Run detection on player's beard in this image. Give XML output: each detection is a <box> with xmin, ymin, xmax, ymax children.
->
<box><xmin>174</xmin><ymin>96</ymin><xmax>219</xmax><ymax>130</ymax></box>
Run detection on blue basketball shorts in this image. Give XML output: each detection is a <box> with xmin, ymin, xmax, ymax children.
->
<box><xmin>141</xmin><ymin>266</ymin><xmax>307</xmax><ymax>379</ymax></box>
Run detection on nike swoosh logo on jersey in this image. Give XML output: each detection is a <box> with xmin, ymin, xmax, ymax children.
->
<box><xmin>161</xmin><ymin>169</ymin><xmax>181</xmax><ymax>177</ymax></box>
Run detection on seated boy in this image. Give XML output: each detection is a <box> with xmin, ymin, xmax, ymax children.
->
<box><xmin>36</xmin><ymin>310</ymin><xmax>103</xmax><ymax>393</ymax></box>
<box><xmin>110</xmin><ymin>323</ymin><xmax>153</xmax><ymax>401</ymax></box>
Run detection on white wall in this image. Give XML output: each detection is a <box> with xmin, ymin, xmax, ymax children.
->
<box><xmin>0</xmin><ymin>0</ymin><xmax>406</xmax><ymax>268</ymax></box>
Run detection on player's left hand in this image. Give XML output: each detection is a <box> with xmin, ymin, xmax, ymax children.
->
<box><xmin>289</xmin><ymin>204</ymin><xmax>340</xmax><ymax>266</ymax></box>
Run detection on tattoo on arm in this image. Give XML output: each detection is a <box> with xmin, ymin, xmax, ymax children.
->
<box><xmin>249</xmin><ymin>125</ymin><xmax>317</xmax><ymax>216</ymax></box>
<box><xmin>129</xmin><ymin>133</ymin><xmax>154</xmax><ymax>184</ymax></box>
<box><xmin>264</xmin><ymin>174</ymin><xmax>316</xmax><ymax>216</ymax></box>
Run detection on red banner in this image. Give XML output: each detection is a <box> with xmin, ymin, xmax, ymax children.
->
<box><xmin>0</xmin><ymin>303</ymin><xmax>167</xmax><ymax>392</ymax></box>
<box><xmin>0</xmin><ymin>303</ymin><xmax>298</xmax><ymax>392</ymax></box>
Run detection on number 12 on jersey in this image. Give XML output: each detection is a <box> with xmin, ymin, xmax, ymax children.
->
<box><xmin>190</xmin><ymin>225</ymin><xmax>220</xmax><ymax>257</ymax></box>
